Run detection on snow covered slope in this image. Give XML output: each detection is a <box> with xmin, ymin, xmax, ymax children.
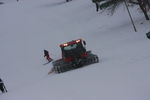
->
<box><xmin>0</xmin><ymin>0</ymin><xmax>150</xmax><ymax>100</ymax></box>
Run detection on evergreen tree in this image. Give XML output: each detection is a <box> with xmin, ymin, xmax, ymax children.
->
<box><xmin>137</xmin><ymin>0</ymin><xmax>149</xmax><ymax>20</ymax></box>
<box><xmin>92</xmin><ymin>0</ymin><xmax>104</xmax><ymax>12</ymax></box>
<box><xmin>92</xmin><ymin>0</ymin><xmax>150</xmax><ymax>20</ymax></box>
<box><xmin>129</xmin><ymin>0</ymin><xmax>150</xmax><ymax>20</ymax></box>
<box><xmin>99</xmin><ymin>0</ymin><xmax>123</xmax><ymax>14</ymax></box>
<box><xmin>66</xmin><ymin>0</ymin><xmax>72</xmax><ymax>2</ymax></box>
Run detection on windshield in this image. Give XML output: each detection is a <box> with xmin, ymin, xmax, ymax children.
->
<box><xmin>64</xmin><ymin>44</ymin><xmax>77</xmax><ymax>51</ymax></box>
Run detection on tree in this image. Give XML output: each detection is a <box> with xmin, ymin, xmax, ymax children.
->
<box><xmin>137</xmin><ymin>0</ymin><xmax>149</xmax><ymax>20</ymax></box>
<box><xmin>129</xmin><ymin>0</ymin><xmax>150</xmax><ymax>20</ymax></box>
<box><xmin>66</xmin><ymin>0</ymin><xmax>72</xmax><ymax>2</ymax></box>
<box><xmin>147</xmin><ymin>0</ymin><xmax>150</xmax><ymax>9</ymax></box>
<box><xmin>91</xmin><ymin>0</ymin><xmax>122</xmax><ymax>13</ymax></box>
<box><xmin>0</xmin><ymin>2</ymin><xmax>4</xmax><ymax>4</ymax></box>
<box><xmin>92</xmin><ymin>0</ymin><xmax>150</xmax><ymax>20</ymax></box>
<box><xmin>92</xmin><ymin>0</ymin><xmax>104</xmax><ymax>12</ymax></box>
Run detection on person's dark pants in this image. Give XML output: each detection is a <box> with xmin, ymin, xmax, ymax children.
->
<box><xmin>0</xmin><ymin>83</ymin><xmax>7</xmax><ymax>93</ymax></box>
<box><xmin>0</xmin><ymin>84</ymin><xmax>4</xmax><ymax>93</ymax></box>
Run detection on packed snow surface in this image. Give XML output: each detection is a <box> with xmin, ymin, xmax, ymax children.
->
<box><xmin>0</xmin><ymin>0</ymin><xmax>150</xmax><ymax>100</ymax></box>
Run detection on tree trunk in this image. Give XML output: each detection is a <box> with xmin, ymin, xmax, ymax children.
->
<box><xmin>95</xmin><ymin>2</ymin><xmax>99</xmax><ymax>11</ymax></box>
<box><xmin>146</xmin><ymin>0</ymin><xmax>150</xmax><ymax>9</ymax></box>
<box><xmin>137</xmin><ymin>0</ymin><xmax>150</xmax><ymax>20</ymax></box>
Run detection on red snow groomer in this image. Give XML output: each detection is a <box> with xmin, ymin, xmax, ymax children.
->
<box><xmin>52</xmin><ymin>39</ymin><xmax>99</xmax><ymax>73</ymax></box>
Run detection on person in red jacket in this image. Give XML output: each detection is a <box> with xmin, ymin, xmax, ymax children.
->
<box><xmin>44</xmin><ymin>50</ymin><xmax>52</xmax><ymax>62</ymax></box>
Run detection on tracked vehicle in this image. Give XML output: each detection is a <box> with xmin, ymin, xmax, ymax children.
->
<box><xmin>51</xmin><ymin>39</ymin><xmax>99</xmax><ymax>73</ymax></box>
